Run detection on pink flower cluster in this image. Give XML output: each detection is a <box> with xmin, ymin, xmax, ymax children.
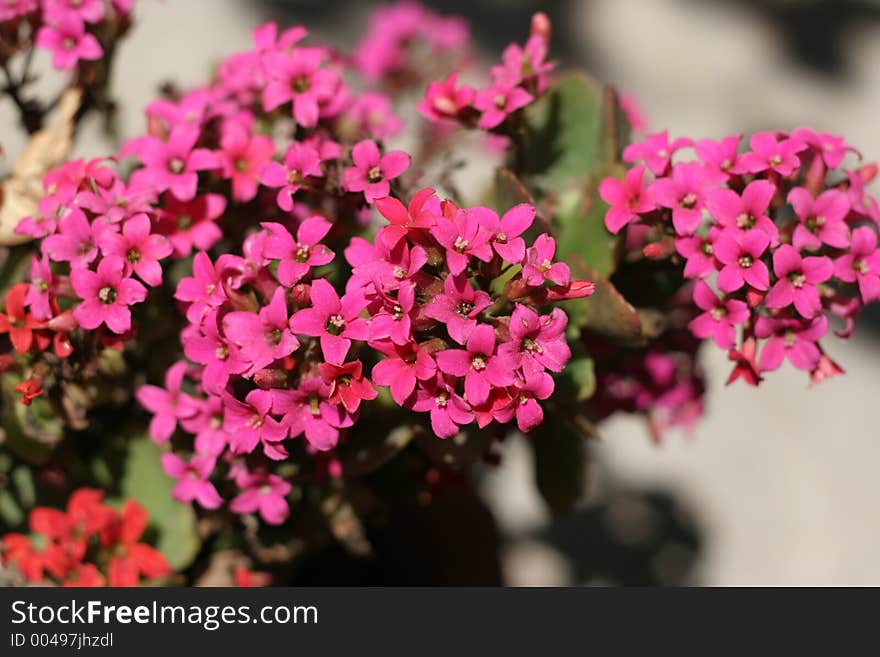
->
<box><xmin>1</xmin><ymin>0</ymin><xmax>134</xmax><ymax>71</ymax></box>
<box><xmin>600</xmin><ymin>128</ymin><xmax>880</xmax><ymax>383</ymax></box>
<box><xmin>137</xmin><ymin>190</ymin><xmax>592</xmax><ymax>522</ymax></box>
<box><xmin>352</xmin><ymin>0</ymin><xmax>470</xmax><ymax>83</ymax></box>
<box><xmin>418</xmin><ymin>13</ymin><xmax>554</xmax><ymax>131</ymax></box>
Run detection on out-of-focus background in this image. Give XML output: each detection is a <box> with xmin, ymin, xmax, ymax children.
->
<box><xmin>6</xmin><ymin>0</ymin><xmax>880</xmax><ymax>585</ymax></box>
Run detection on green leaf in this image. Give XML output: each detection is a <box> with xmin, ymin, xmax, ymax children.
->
<box><xmin>118</xmin><ymin>436</ymin><xmax>200</xmax><ymax>571</ymax></box>
<box><xmin>530</xmin><ymin>414</ymin><xmax>590</xmax><ymax>514</ymax></box>
<box><xmin>556</xmin><ymin>356</ymin><xmax>596</xmax><ymax>402</ymax></box>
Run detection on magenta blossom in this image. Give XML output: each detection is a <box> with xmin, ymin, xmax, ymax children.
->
<box><xmin>223</xmin><ymin>287</ymin><xmax>300</xmax><ymax>377</ymax></box>
<box><xmin>26</xmin><ymin>254</ymin><xmax>54</xmax><ymax>321</ymax></box>
<box><xmin>623</xmin><ymin>131</ymin><xmax>693</xmax><ymax>175</ymax></box>
<box><xmin>478</xmin><ymin>203</ymin><xmax>534</xmax><ymax>264</ymax></box>
<box><xmin>342</xmin><ymin>140</ymin><xmax>410</xmax><ymax>203</ymax></box>
<box><xmin>218</xmin><ymin>124</ymin><xmax>275</xmax><ymax>202</ymax></box>
<box><xmin>649</xmin><ymin>162</ymin><xmax>714</xmax><ymax>235</ymax></box>
<box><xmin>161</xmin><ymin>453</ymin><xmax>222</xmax><ymax>509</ymax></box>
<box><xmin>425</xmin><ymin>274</ymin><xmax>493</xmax><ymax>345</ymax></box>
<box><xmin>259</xmin><ymin>141</ymin><xmax>323</xmax><ymax>211</ymax></box>
<box><xmin>289</xmin><ymin>279</ymin><xmax>368</xmax><ymax>364</ymax></box>
<box><xmin>675</xmin><ymin>230</ymin><xmax>719</xmax><ymax>279</ymax></box>
<box><xmin>688</xmin><ymin>281</ymin><xmax>749</xmax><ymax>349</ymax></box>
<box><xmin>124</xmin><ymin>125</ymin><xmax>219</xmax><ymax>201</ymax></box>
<box><xmin>430</xmin><ymin>207</ymin><xmax>494</xmax><ymax>275</ymax></box>
<box><xmin>418</xmin><ymin>73</ymin><xmax>475</xmax><ymax>122</ymax></box>
<box><xmin>522</xmin><ymin>234</ymin><xmax>571</xmax><ymax>287</ymax></box>
<box><xmin>230</xmin><ymin>470</ymin><xmax>291</xmax><ymax>525</ymax></box>
<box><xmin>370</xmin><ymin>340</ymin><xmax>438</xmax><ymax>405</ymax></box>
<box><xmin>788</xmin><ymin>187</ymin><xmax>850</xmax><ymax>251</ymax></box>
<box><xmin>367</xmin><ymin>283</ymin><xmax>416</xmax><ymax>346</ymax></box>
<box><xmin>498</xmin><ymin>305</ymin><xmax>570</xmax><ymax>375</ymax></box>
<box><xmin>764</xmin><ymin>245</ymin><xmax>832</xmax><ymax>318</ymax></box>
<box><xmin>411</xmin><ymin>375</ymin><xmax>474</xmax><ymax>439</ymax></box>
<box><xmin>473</xmin><ymin>82</ymin><xmax>533</xmax><ymax>130</ymax></box>
<box><xmin>705</xmin><ymin>179</ymin><xmax>780</xmax><ymax>245</ymax></box>
<box><xmin>695</xmin><ymin>135</ymin><xmax>741</xmax><ymax>180</ymax></box>
<box><xmin>175</xmin><ymin>252</ymin><xmax>227</xmax><ymax>323</ymax></box>
<box><xmin>503</xmin><ymin>369</ymin><xmax>555</xmax><ymax>433</ymax></box>
<box><xmin>42</xmin><ymin>208</ymin><xmax>104</xmax><ymax>268</ymax></box>
<box><xmin>271</xmin><ymin>378</ymin><xmax>351</xmax><ymax>451</ymax></box>
<box><xmin>35</xmin><ymin>12</ymin><xmax>102</xmax><ymax>70</ymax></box>
<box><xmin>713</xmin><ymin>229</ymin><xmax>771</xmax><ymax>293</ymax></box>
<box><xmin>223</xmin><ymin>389</ymin><xmax>289</xmax><ymax>460</ymax></box>
<box><xmin>735</xmin><ymin>132</ymin><xmax>806</xmax><ymax>177</ymax></box>
<box><xmin>755</xmin><ymin>315</ymin><xmax>828</xmax><ymax>372</ymax></box>
<box><xmin>71</xmin><ymin>256</ymin><xmax>148</xmax><ymax>334</ymax></box>
<box><xmin>136</xmin><ymin>362</ymin><xmax>199</xmax><ymax>443</ymax></box>
<box><xmin>98</xmin><ymin>213</ymin><xmax>173</xmax><ymax>287</ymax></box>
<box><xmin>261</xmin><ymin>216</ymin><xmax>334</xmax><ymax>287</ymax></box>
<box><xmin>600</xmin><ymin>166</ymin><xmax>655</xmax><ymax>234</ymax></box>
<box><xmin>159</xmin><ymin>193</ymin><xmax>226</xmax><ymax>257</ymax></box>
<box><xmin>834</xmin><ymin>226</ymin><xmax>880</xmax><ymax>304</ymax></box>
<box><xmin>436</xmin><ymin>324</ymin><xmax>515</xmax><ymax>405</ymax></box>
<box><xmin>261</xmin><ymin>47</ymin><xmax>345</xmax><ymax>127</ymax></box>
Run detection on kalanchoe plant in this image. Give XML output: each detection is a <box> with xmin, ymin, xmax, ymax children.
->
<box><xmin>1</xmin><ymin>2</ymin><xmax>878</xmax><ymax>587</ymax></box>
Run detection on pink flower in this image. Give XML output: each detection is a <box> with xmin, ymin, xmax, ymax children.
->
<box><xmin>223</xmin><ymin>287</ymin><xmax>299</xmax><ymax>377</ymax></box>
<box><xmin>175</xmin><ymin>252</ymin><xmax>227</xmax><ymax>323</ymax></box>
<box><xmin>430</xmin><ymin>207</ymin><xmax>494</xmax><ymax>275</ymax></box>
<box><xmin>735</xmin><ymin>132</ymin><xmax>806</xmax><ymax>177</ymax></box>
<box><xmin>713</xmin><ymin>229</ymin><xmax>771</xmax><ymax>293</ymax></box>
<box><xmin>261</xmin><ymin>216</ymin><xmax>334</xmax><ymax>287</ymax></box>
<box><xmin>479</xmin><ymin>203</ymin><xmax>534</xmax><ymax>264</ymax></box>
<box><xmin>271</xmin><ymin>379</ymin><xmax>350</xmax><ymax>451</ymax></box>
<box><xmin>181</xmin><ymin>312</ymin><xmax>247</xmax><ymax>392</ymax></box>
<box><xmin>342</xmin><ymin>140</ymin><xmax>411</xmax><ymax>203</ymax></box>
<box><xmin>688</xmin><ymin>281</ymin><xmax>749</xmax><ymax>349</ymax></box>
<box><xmin>223</xmin><ymin>389</ymin><xmax>289</xmax><ymax>460</ymax></box>
<box><xmin>261</xmin><ymin>47</ymin><xmax>344</xmax><ymax>127</ymax></box>
<box><xmin>764</xmin><ymin>245</ymin><xmax>832</xmax><ymax>318</ymax></box>
<box><xmin>473</xmin><ymin>82</ymin><xmax>533</xmax><ymax>130</ymax></box>
<box><xmin>370</xmin><ymin>341</ymin><xmax>437</xmax><ymax>405</ymax></box>
<box><xmin>788</xmin><ymin>187</ymin><xmax>850</xmax><ymax>251</ymax></box>
<box><xmin>425</xmin><ymin>274</ymin><xmax>492</xmax><ymax>345</ymax></box>
<box><xmin>705</xmin><ymin>179</ymin><xmax>780</xmax><ymax>245</ymax></box>
<box><xmin>623</xmin><ymin>131</ymin><xmax>693</xmax><ymax>175</ymax></box>
<box><xmin>161</xmin><ymin>453</ymin><xmax>222</xmax><ymax>509</ymax></box>
<box><xmin>792</xmin><ymin>127</ymin><xmax>855</xmax><ymax>169</ymax></box>
<box><xmin>218</xmin><ymin>124</ymin><xmax>275</xmax><ymax>202</ymax></box>
<box><xmin>26</xmin><ymin>254</ymin><xmax>54</xmax><ymax>321</ymax></box>
<box><xmin>98</xmin><ymin>213</ymin><xmax>172</xmax><ymax>287</ymax></box>
<box><xmin>522</xmin><ymin>233</ymin><xmax>570</xmax><ymax>287</ymax></box>
<box><xmin>600</xmin><ymin>166</ymin><xmax>655</xmax><ymax>234</ymax></box>
<box><xmin>136</xmin><ymin>362</ymin><xmax>199</xmax><ymax>443</ymax></box>
<box><xmin>124</xmin><ymin>125</ymin><xmax>219</xmax><ymax>201</ymax></box>
<box><xmin>259</xmin><ymin>142</ymin><xmax>323</xmax><ymax>211</ymax></box>
<box><xmin>418</xmin><ymin>73</ymin><xmax>475</xmax><ymax>122</ymax></box>
<box><xmin>675</xmin><ymin>230</ymin><xmax>719</xmax><ymax>279</ymax></box>
<box><xmin>71</xmin><ymin>256</ymin><xmax>148</xmax><ymax>334</ymax></box>
<box><xmin>289</xmin><ymin>279</ymin><xmax>368</xmax><ymax>364</ymax></box>
<box><xmin>45</xmin><ymin>0</ymin><xmax>105</xmax><ymax>23</ymax></box>
<box><xmin>498</xmin><ymin>305</ymin><xmax>570</xmax><ymax>375</ymax></box>
<box><xmin>436</xmin><ymin>324</ymin><xmax>515</xmax><ymax>406</ymax></box>
<box><xmin>755</xmin><ymin>315</ymin><xmax>828</xmax><ymax>372</ymax></box>
<box><xmin>346</xmin><ymin>92</ymin><xmax>403</xmax><ymax>140</ymax></box>
<box><xmin>319</xmin><ymin>360</ymin><xmax>377</xmax><ymax>414</ymax></box>
<box><xmin>42</xmin><ymin>208</ymin><xmax>103</xmax><ymax>268</ymax></box>
<box><xmin>695</xmin><ymin>135</ymin><xmax>741</xmax><ymax>180</ymax></box>
<box><xmin>35</xmin><ymin>12</ymin><xmax>102</xmax><ymax>70</ymax></box>
<box><xmin>230</xmin><ymin>470</ymin><xmax>291</xmax><ymax>525</ymax></box>
<box><xmin>649</xmin><ymin>162</ymin><xmax>713</xmax><ymax>235</ymax></box>
<box><xmin>504</xmin><ymin>369</ymin><xmax>555</xmax><ymax>432</ymax></box>
<box><xmin>834</xmin><ymin>226</ymin><xmax>880</xmax><ymax>303</ymax></box>
<box><xmin>159</xmin><ymin>193</ymin><xmax>226</xmax><ymax>257</ymax></box>
<box><xmin>373</xmin><ymin>187</ymin><xmax>439</xmax><ymax>248</ymax></box>
<box><xmin>411</xmin><ymin>375</ymin><xmax>474</xmax><ymax>438</ymax></box>
<box><xmin>367</xmin><ymin>282</ymin><xmax>416</xmax><ymax>346</ymax></box>
<box><xmin>492</xmin><ymin>34</ymin><xmax>554</xmax><ymax>92</ymax></box>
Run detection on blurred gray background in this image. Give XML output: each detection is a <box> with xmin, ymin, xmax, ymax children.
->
<box><xmin>6</xmin><ymin>0</ymin><xmax>880</xmax><ymax>585</ymax></box>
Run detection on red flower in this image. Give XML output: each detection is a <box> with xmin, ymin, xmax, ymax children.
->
<box><xmin>0</xmin><ymin>283</ymin><xmax>47</xmax><ymax>354</ymax></box>
<box><xmin>104</xmin><ymin>501</ymin><xmax>171</xmax><ymax>587</ymax></box>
